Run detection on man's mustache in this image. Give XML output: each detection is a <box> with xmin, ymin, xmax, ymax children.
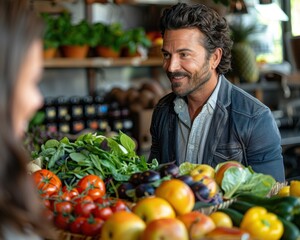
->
<box><xmin>167</xmin><ymin>72</ymin><xmax>191</xmax><ymax>79</ymax></box>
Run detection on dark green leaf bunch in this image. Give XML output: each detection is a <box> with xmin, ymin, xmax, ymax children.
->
<box><xmin>122</xmin><ymin>27</ymin><xmax>152</xmax><ymax>54</ymax></box>
<box><xmin>35</xmin><ymin>131</ymin><xmax>158</xmax><ymax>187</ymax></box>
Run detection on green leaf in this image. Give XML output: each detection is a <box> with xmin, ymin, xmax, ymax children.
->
<box><xmin>48</xmin><ymin>146</ymin><xmax>65</xmax><ymax>169</ymax></box>
<box><xmin>119</xmin><ymin>132</ymin><xmax>136</xmax><ymax>152</ymax></box>
<box><xmin>45</xmin><ymin>139</ymin><xmax>60</xmax><ymax>149</ymax></box>
<box><xmin>70</xmin><ymin>152</ymin><xmax>87</xmax><ymax>162</ymax></box>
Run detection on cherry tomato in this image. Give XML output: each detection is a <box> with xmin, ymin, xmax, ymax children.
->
<box><xmin>73</xmin><ymin>195</ymin><xmax>94</xmax><ymax>205</ymax></box>
<box><xmin>42</xmin><ymin>198</ymin><xmax>51</xmax><ymax>209</ymax></box>
<box><xmin>62</xmin><ymin>186</ymin><xmax>79</xmax><ymax>200</ymax></box>
<box><xmin>69</xmin><ymin>216</ymin><xmax>86</xmax><ymax>234</ymax></box>
<box><xmin>81</xmin><ymin>217</ymin><xmax>104</xmax><ymax>236</ymax></box>
<box><xmin>54</xmin><ymin>213</ymin><xmax>70</xmax><ymax>230</ymax></box>
<box><xmin>53</xmin><ymin>201</ymin><xmax>73</xmax><ymax>214</ymax></box>
<box><xmin>32</xmin><ymin>169</ymin><xmax>62</xmax><ymax>197</ymax></box>
<box><xmin>77</xmin><ymin>175</ymin><xmax>106</xmax><ymax>200</ymax></box>
<box><xmin>92</xmin><ymin>206</ymin><xmax>113</xmax><ymax>220</ymax></box>
<box><xmin>74</xmin><ymin>201</ymin><xmax>96</xmax><ymax>217</ymax></box>
<box><xmin>43</xmin><ymin>208</ymin><xmax>54</xmax><ymax>223</ymax></box>
<box><xmin>94</xmin><ymin>197</ymin><xmax>111</xmax><ymax>207</ymax></box>
<box><xmin>111</xmin><ymin>199</ymin><xmax>128</xmax><ymax>213</ymax></box>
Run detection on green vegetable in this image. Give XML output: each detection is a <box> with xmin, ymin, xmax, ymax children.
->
<box><xmin>229</xmin><ymin>200</ymin><xmax>254</xmax><ymax>214</ymax></box>
<box><xmin>35</xmin><ymin>131</ymin><xmax>158</xmax><ymax>188</ymax></box>
<box><xmin>236</xmin><ymin>193</ymin><xmax>300</xmax><ymax>221</ymax></box>
<box><xmin>278</xmin><ymin>216</ymin><xmax>300</xmax><ymax>240</ymax></box>
<box><xmin>221</xmin><ymin>165</ymin><xmax>276</xmax><ymax>199</ymax></box>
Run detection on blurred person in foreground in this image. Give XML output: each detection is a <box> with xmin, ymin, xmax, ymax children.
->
<box><xmin>148</xmin><ymin>3</ymin><xmax>285</xmax><ymax>182</ymax></box>
<box><xmin>0</xmin><ymin>1</ymin><xmax>55</xmax><ymax>239</ymax></box>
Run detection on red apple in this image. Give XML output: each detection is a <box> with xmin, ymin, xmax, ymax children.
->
<box><xmin>141</xmin><ymin>218</ymin><xmax>189</xmax><ymax>240</ymax></box>
<box><xmin>177</xmin><ymin>211</ymin><xmax>216</xmax><ymax>240</ymax></box>
<box><xmin>101</xmin><ymin>211</ymin><xmax>146</xmax><ymax>240</ymax></box>
<box><xmin>214</xmin><ymin>161</ymin><xmax>244</xmax><ymax>186</ymax></box>
<box><xmin>205</xmin><ymin>226</ymin><xmax>250</xmax><ymax>238</ymax></box>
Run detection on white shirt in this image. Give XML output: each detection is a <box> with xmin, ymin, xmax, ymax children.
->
<box><xmin>174</xmin><ymin>77</ymin><xmax>221</xmax><ymax>164</ymax></box>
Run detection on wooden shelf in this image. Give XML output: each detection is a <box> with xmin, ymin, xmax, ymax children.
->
<box><xmin>44</xmin><ymin>57</ymin><xmax>163</xmax><ymax>68</ymax></box>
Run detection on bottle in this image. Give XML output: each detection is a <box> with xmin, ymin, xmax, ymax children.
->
<box><xmin>57</xmin><ymin>96</ymin><xmax>71</xmax><ymax>134</ymax></box>
<box><xmin>95</xmin><ymin>95</ymin><xmax>109</xmax><ymax>133</ymax></box>
<box><xmin>83</xmin><ymin>96</ymin><xmax>98</xmax><ymax>130</ymax></box>
<box><xmin>43</xmin><ymin>97</ymin><xmax>58</xmax><ymax>133</ymax></box>
<box><xmin>70</xmin><ymin>96</ymin><xmax>85</xmax><ymax>134</ymax></box>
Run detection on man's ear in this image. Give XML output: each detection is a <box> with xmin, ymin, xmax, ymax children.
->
<box><xmin>210</xmin><ymin>48</ymin><xmax>222</xmax><ymax>70</ymax></box>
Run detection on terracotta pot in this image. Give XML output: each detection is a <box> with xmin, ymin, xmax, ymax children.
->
<box><xmin>61</xmin><ymin>45</ymin><xmax>89</xmax><ymax>59</ymax></box>
<box><xmin>43</xmin><ymin>48</ymin><xmax>57</xmax><ymax>59</ymax></box>
<box><xmin>96</xmin><ymin>46</ymin><xmax>120</xmax><ymax>58</ymax></box>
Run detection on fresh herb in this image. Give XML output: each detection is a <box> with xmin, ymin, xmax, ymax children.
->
<box><xmin>34</xmin><ymin>131</ymin><xmax>158</xmax><ymax>187</ymax></box>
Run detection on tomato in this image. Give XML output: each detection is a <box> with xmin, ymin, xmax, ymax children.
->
<box><xmin>73</xmin><ymin>195</ymin><xmax>94</xmax><ymax>205</ymax></box>
<box><xmin>94</xmin><ymin>197</ymin><xmax>111</xmax><ymax>207</ymax></box>
<box><xmin>74</xmin><ymin>201</ymin><xmax>96</xmax><ymax>217</ymax></box>
<box><xmin>53</xmin><ymin>201</ymin><xmax>73</xmax><ymax>214</ymax></box>
<box><xmin>54</xmin><ymin>213</ymin><xmax>70</xmax><ymax>230</ymax></box>
<box><xmin>69</xmin><ymin>216</ymin><xmax>86</xmax><ymax>234</ymax></box>
<box><xmin>43</xmin><ymin>208</ymin><xmax>54</xmax><ymax>223</ymax></box>
<box><xmin>111</xmin><ymin>199</ymin><xmax>128</xmax><ymax>213</ymax></box>
<box><xmin>42</xmin><ymin>198</ymin><xmax>51</xmax><ymax>209</ymax></box>
<box><xmin>32</xmin><ymin>169</ymin><xmax>62</xmax><ymax>198</ymax></box>
<box><xmin>62</xmin><ymin>186</ymin><xmax>79</xmax><ymax>200</ymax></box>
<box><xmin>81</xmin><ymin>217</ymin><xmax>104</xmax><ymax>236</ymax></box>
<box><xmin>77</xmin><ymin>175</ymin><xmax>106</xmax><ymax>200</ymax></box>
<box><xmin>92</xmin><ymin>206</ymin><xmax>113</xmax><ymax>220</ymax></box>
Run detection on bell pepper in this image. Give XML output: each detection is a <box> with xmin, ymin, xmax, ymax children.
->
<box><xmin>240</xmin><ymin>206</ymin><xmax>284</xmax><ymax>240</ymax></box>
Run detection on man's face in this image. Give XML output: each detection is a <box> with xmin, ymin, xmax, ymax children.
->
<box><xmin>161</xmin><ymin>28</ymin><xmax>215</xmax><ymax>97</ymax></box>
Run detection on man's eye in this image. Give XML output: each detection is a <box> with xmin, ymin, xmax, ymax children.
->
<box><xmin>162</xmin><ymin>53</ymin><xmax>170</xmax><ymax>59</ymax></box>
<box><xmin>180</xmin><ymin>52</ymin><xmax>189</xmax><ymax>57</ymax></box>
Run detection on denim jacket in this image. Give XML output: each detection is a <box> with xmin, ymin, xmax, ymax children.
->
<box><xmin>149</xmin><ymin>75</ymin><xmax>285</xmax><ymax>182</ymax></box>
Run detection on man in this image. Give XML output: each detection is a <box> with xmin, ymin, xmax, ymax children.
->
<box><xmin>148</xmin><ymin>3</ymin><xmax>285</xmax><ymax>182</ymax></box>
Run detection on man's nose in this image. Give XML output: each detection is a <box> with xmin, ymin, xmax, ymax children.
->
<box><xmin>164</xmin><ymin>56</ymin><xmax>181</xmax><ymax>72</ymax></box>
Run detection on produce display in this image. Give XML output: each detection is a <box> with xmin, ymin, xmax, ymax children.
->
<box><xmin>28</xmin><ymin>131</ymin><xmax>300</xmax><ymax>240</ymax></box>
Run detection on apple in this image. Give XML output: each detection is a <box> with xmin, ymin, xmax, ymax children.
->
<box><xmin>177</xmin><ymin>211</ymin><xmax>216</xmax><ymax>240</ymax></box>
<box><xmin>214</xmin><ymin>161</ymin><xmax>244</xmax><ymax>186</ymax></box>
<box><xmin>205</xmin><ymin>226</ymin><xmax>250</xmax><ymax>238</ymax></box>
<box><xmin>190</xmin><ymin>164</ymin><xmax>215</xmax><ymax>180</ymax></box>
<box><xmin>101</xmin><ymin>211</ymin><xmax>146</xmax><ymax>240</ymax></box>
<box><xmin>140</xmin><ymin>218</ymin><xmax>189</xmax><ymax>240</ymax></box>
<box><xmin>155</xmin><ymin>179</ymin><xmax>195</xmax><ymax>215</ymax></box>
<box><xmin>132</xmin><ymin>197</ymin><xmax>176</xmax><ymax>224</ymax></box>
<box><xmin>200</xmin><ymin>176</ymin><xmax>219</xmax><ymax>198</ymax></box>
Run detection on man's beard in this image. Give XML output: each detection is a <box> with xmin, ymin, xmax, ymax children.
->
<box><xmin>167</xmin><ymin>64</ymin><xmax>211</xmax><ymax>97</ymax></box>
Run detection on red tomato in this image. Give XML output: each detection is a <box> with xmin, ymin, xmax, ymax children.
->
<box><xmin>92</xmin><ymin>206</ymin><xmax>113</xmax><ymax>221</ymax></box>
<box><xmin>62</xmin><ymin>186</ymin><xmax>79</xmax><ymax>200</ymax></box>
<box><xmin>77</xmin><ymin>175</ymin><xmax>106</xmax><ymax>200</ymax></box>
<box><xmin>53</xmin><ymin>201</ymin><xmax>73</xmax><ymax>214</ymax></box>
<box><xmin>73</xmin><ymin>195</ymin><xmax>94</xmax><ymax>205</ymax></box>
<box><xmin>54</xmin><ymin>213</ymin><xmax>70</xmax><ymax>230</ymax></box>
<box><xmin>74</xmin><ymin>201</ymin><xmax>96</xmax><ymax>217</ymax></box>
<box><xmin>94</xmin><ymin>197</ymin><xmax>111</xmax><ymax>207</ymax></box>
<box><xmin>32</xmin><ymin>169</ymin><xmax>62</xmax><ymax>197</ymax></box>
<box><xmin>111</xmin><ymin>199</ymin><xmax>128</xmax><ymax>213</ymax></box>
<box><xmin>42</xmin><ymin>198</ymin><xmax>51</xmax><ymax>209</ymax></box>
<box><xmin>43</xmin><ymin>208</ymin><xmax>54</xmax><ymax>223</ymax></box>
<box><xmin>81</xmin><ymin>217</ymin><xmax>104</xmax><ymax>236</ymax></box>
<box><xmin>69</xmin><ymin>216</ymin><xmax>86</xmax><ymax>234</ymax></box>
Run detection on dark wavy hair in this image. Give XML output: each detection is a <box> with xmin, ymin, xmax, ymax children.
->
<box><xmin>0</xmin><ymin>0</ymin><xmax>55</xmax><ymax>238</ymax></box>
<box><xmin>160</xmin><ymin>3</ymin><xmax>233</xmax><ymax>74</ymax></box>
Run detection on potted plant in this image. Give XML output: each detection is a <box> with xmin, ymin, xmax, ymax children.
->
<box><xmin>57</xmin><ymin>13</ymin><xmax>97</xmax><ymax>58</ymax></box>
<box><xmin>41</xmin><ymin>13</ymin><xmax>60</xmax><ymax>59</ymax></box>
<box><xmin>121</xmin><ymin>27</ymin><xmax>152</xmax><ymax>57</ymax></box>
<box><xmin>94</xmin><ymin>22</ymin><xmax>126</xmax><ymax>58</ymax></box>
